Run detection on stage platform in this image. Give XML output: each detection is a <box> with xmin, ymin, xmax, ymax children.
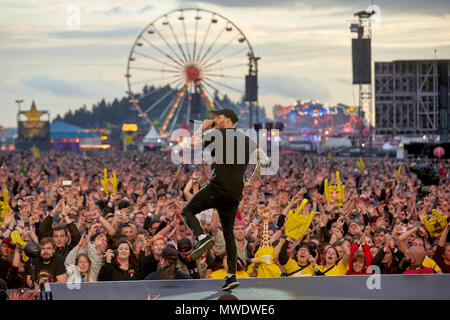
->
<box><xmin>46</xmin><ymin>274</ymin><xmax>450</xmax><ymax>300</ymax></box>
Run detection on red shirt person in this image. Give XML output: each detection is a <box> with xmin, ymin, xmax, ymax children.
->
<box><xmin>402</xmin><ymin>246</ymin><xmax>435</xmax><ymax>275</ymax></box>
<box><xmin>433</xmin><ymin>223</ymin><xmax>450</xmax><ymax>273</ymax></box>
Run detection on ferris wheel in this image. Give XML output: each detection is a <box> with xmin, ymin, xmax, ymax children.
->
<box><xmin>126</xmin><ymin>8</ymin><xmax>256</xmax><ymax>136</ymax></box>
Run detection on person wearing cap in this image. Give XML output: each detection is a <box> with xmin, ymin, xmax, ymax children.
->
<box><xmin>0</xmin><ymin>238</ymin><xmax>15</xmax><ymax>281</ymax></box>
<box><xmin>144</xmin><ymin>246</ymin><xmax>191</xmax><ymax>280</ymax></box>
<box><xmin>176</xmin><ymin>238</ymin><xmax>211</xmax><ymax>279</ymax></box>
<box><xmin>182</xmin><ymin>108</ymin><xmax>265</xmax><ymax>291</ymax></box>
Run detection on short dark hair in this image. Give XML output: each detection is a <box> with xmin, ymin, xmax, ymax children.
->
<box><xmin>373</xmin><ymin>227</ymin><xmax>387</xmax><ymax>235</ymax></box>
<box><xmin>53</xmin><ymin>223</ymin><xmax>68</xmax><ymax>236</ymax></box>
<box><xmin>40</xmin><ymin>237</ymin><xmax>56</xmax><ymax>248</ymax></box>
<box><xmin>134</xmin><ymin>212</ymin><xmax>145</xmax><ymax>218</ymax></box>
<box><xmin>90</xmin><ymin>232</ymin><xmax>103</xmax><ymax>243</ymax></box>
<box><xmin>137</xmin><ymin>229</ymin><xmax>150</xmax><ymax>238</ymax></box>
<box><xmin>117</xmin><ymin>223</ymin><xmax>132</xmax><ymax>234</ymax></box>
<box><xmin>118</xmin><ymin>199</ymin><xmax>131</xmax><ymax>209</ymax></box>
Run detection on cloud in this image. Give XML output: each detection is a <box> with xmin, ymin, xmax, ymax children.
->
<box><xmin>334</xmin><ymin>77</ymin><xmax>352</xmax><ymax>85</ymax></box>
<box><xmin>22</xmin><ymin>75</ymin><xmax>88</xmax><ymax>96</ymax></box>
<box><xmin>0</xmin><ymin>79</ymin><xmax>17</xmax><ymax>94</ymax></box>
<box><xmin>259</xmin><ymin>73</ymin><xmax>329</xmax><ymax>100</ymax></box>
<box><xmin>48</xmin><ymin>27</ymin><xmax>141</xmax><ymax>40</ymax></box>
<box><xmin>140</xmin><ymin>5</ymin><xmax>156</xmax><ymax>14</ymax></box>
<box><xmin>105</xmin><ymin>6</ymin><xmax>131</xmax><ymax>15</ymax></box>
<box><xmin>180</xmin><ymin>0</ymin><xmax>450</xmax><ymax>15</ymax></box>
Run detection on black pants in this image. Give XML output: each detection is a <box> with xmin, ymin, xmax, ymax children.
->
<box><xmin>182</xmin><ymin>183</ymin><xmax>240</xmax><ymax>274</ymax></box>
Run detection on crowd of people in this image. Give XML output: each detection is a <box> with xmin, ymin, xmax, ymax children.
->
<box><xmin>0</xmin><ymin>149</ymin><xmax>448</xmax><ymax>300</ymax></box>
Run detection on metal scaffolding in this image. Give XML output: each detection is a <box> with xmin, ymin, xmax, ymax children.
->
<box><xmin>350</xmin><ymin>10</ymin><xmax>375</xmax><ymax>144</ymax></box>
<box><xmin>375</xmin><ymin>60</ymin><xmax>450</xmax><ymax>137</ymax></box>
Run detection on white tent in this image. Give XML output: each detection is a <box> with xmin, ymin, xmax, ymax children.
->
<box><xmin>142</xmin><ymin>126</ymin><xmax>161</xmax><ymax>144</ymax></box>
<box><xmin>382</xmin><ymin>142</ymin><xmax>394</xmax><ymax>150</ymax></box>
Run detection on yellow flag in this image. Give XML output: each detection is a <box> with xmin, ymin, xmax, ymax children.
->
<box><xmin>31</xmin><ymin>146</ymin><xmax>40</xmax><ymax>159</ymax></box>
<box><xmin>124</xmin><ymin>134</ymin><xmax>135</xmax><ymax>146</ymax></box>
<box><xmin>0</xmin><ymin>188</ymin><xmax>9</xmax><ymax>224</ymax></box>
<box><xmin>324</xmin><ymin>171</ymin><xmax>345</xmax><ymax>207</ymax></box>
<box><xmin>356</xmin><ymin>157</ymin><xmax>365</xmax><ymax>170</ymax></box>
<box><xmin>285</xmin><ymin>207</ymin><xmax>315</xmax><ymax>241</ymax></box>
<box><xmin>100</xmin><ymin>169</ymin><xmax>118</xmax><ymax>195</ymax></box>
<box><xmin>422</xmin><ymin>209</ymin><xmax>448</xmax><ymax>238</ymax></box>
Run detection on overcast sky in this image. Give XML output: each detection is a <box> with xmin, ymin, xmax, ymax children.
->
<box><xmin>1</xmin><ymin>0</ymin><xmax>449</xmax><ymax>127</ymax></box>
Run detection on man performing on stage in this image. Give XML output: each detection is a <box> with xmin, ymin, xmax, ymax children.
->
<box><xmin>182</xmin><ymin>109</ymin><xmax>267</xmax><ymax>291</ymax></box>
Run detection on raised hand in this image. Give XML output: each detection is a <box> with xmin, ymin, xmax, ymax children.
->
<box><xmin>78</xmin><ymin>234</ymin><xmax>88</xmax><ymax>251</ymax></box>
<box><xmin>80</xmin><ymin>179</ymin><xmax>89</xmax><ymax>192</ymax></box>
<box><xmin>336</xmin><ymin>216</ymin><xmax>345</xmax><ymax>229</ymax></box>
<box><xmin>147</xmin><ymin>293</ymin><xmax>161</xmax><ymax>300</ymax></box>
<box><xmin>105</xmin><ymin>249</ymin><xmax>114</xmax><ymax>263</ymax></box>
<box><xmin>319</xmin><ymin>214</ymin><xmax>329</xmax><ymax>228</ymax></box>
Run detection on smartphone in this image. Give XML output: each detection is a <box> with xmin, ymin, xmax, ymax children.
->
<box><xmin>115</xmin><ymin>210</ymin><xmax>121</xmax><ymax>215</ymax></box>
<box><xmin>62</xmin><ymin>180</ymin><xmax>72</xmax><ymax>187</ymax></box>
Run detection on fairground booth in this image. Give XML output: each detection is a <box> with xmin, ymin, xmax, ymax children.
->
<box><xmin>50</xmin><ymin>120</ymin><xmax>105</xmax><ymax>151</ymax></box>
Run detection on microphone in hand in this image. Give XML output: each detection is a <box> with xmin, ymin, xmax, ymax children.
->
<box><xmin>189</xmin><ymin>119</ymin><xmax>215</xmax><ymax>128</ymax></box>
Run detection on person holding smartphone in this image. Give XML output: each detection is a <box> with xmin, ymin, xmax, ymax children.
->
<box><xmin>97</xmin><ymin>239</ymin><xmax>142</xmax><ymax>281</ymax></box>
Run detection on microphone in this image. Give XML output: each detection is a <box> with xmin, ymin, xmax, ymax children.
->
<box><xmin>189</xmin><ymin>120</ymin><xmax>215</xmax><ymax>128</ymax></box>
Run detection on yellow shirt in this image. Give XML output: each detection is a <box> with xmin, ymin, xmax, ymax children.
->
<box><xmin>283</xmin><ymin>258</ymin><xmax>315</xmax><ymax>276</ymax></box>
<box><xmin>317</xmin><ymin>260</ymin><xmax>348</xmax><ymax>276</ymax></box>
<box><xmin>208</xmin><ymin>269</ymin><xmax>250</xmax><ymax>279</ymax></box>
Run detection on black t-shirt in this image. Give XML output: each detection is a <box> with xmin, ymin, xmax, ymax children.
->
<box><xmin>0</xmin><ymin>256</ymin><xmax>11</xmax><ymax>280</ymax></box>
<box><xmin>25</xmin><ymin>254</ymin><xmax>66</xmax><ymax>286</ymax></box>
<box><xmin>144</xmin><ymin>267</ymin><xmax>192</xmax><ymax>280</ymax></box>
<box><xmin>178</xmin><ymin>256</ymin><xmax>200</xmax><ymax>279</ymax></box>
<box><xmin>203</xmin><ymin>128</ymin><xmax>257</xmax><ymax>197</ymax></box>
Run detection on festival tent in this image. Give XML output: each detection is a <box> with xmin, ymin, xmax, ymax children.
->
<box><xmin>50</xmin><ymin>120</ymin><xmax>98</xmax><ymax>139</ymax></box>
<box><xmin>382</xmin><ymin>142</ymin><xmax>395</xmax><ymax>150</ymax></box>
<box><xmin>142</xmin><ymin>126</ymin><xmax>162</xmax><ymax>144</ymax></box>
<box><xmin>50</xmin><ymin>120</ymin><xmax>100</xmax><ymax>150</ymax></box>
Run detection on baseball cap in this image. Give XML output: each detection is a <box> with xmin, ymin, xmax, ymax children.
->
<box><xmin>211</xmin><ymin>109</ymin><xmax>239</xmax><ymax>123</ymax></box>
<box><xmin>104</xmin><ymin>212</ymin><xmax>114</xmax><ymax>219</ymax></box>
<box><xmin>234</xmin><ymin>220</ymin><xmax>246</xmax><ymax>228</ymax></box>
<box><xmin>161</xmin><ymin>246</ymin><xmax>179</xmax><ymax>263</ymax></box>
<box><xmin>2</xmin><ymin>237</ymin><xmax>15</xmax><ymax>249</ymax></box>
<box><xmin>177</xmin><ymin>238</ymin><xmax>192</xmax><ymax>253</ymax></box>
